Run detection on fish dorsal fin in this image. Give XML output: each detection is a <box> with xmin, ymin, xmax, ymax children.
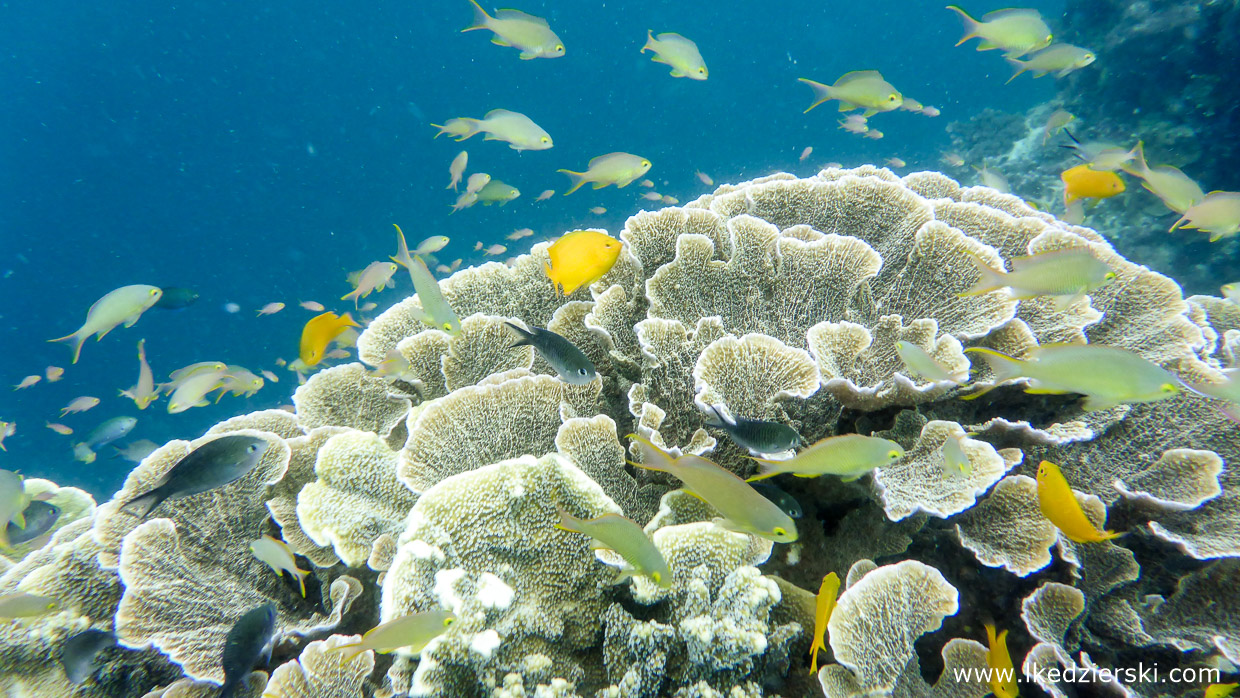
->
<box><xmin>834</xmin><ymin>70</ymin><xmax>883</xmax><ymax>86</ymax></box>
<box><xmin>1010</xmin><ymin>248</ymin><xmax>1086</xmax><ymax>269</ymax></box>
<box><xmin>483</xmin><ymin>108</ymin><xmax>518</xmax><ymax>120</ymax></box>
<box><xmin>982</xmin><ymin>8</ymin><xmax>1041</xmax><ymax>22</ymax></box>
<box><xmin>587</xmin><ymin>152</ymin><xmax>624</xmax><ymax>167</ymax></box>
<box><xmin>495</xmin><ymin>9</ymin><xmax>548</xmax><ymax>26</ymax></box>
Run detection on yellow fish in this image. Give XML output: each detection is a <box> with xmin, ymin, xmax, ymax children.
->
<box><xmin>463</xmin><ymin>0</ymin><xmax>564</xmax><ymax>60</ymax></box>
<box><xmin>984</xmin><ymin>623</ymin><xmax>1020</xmax><ymax>698</ymax></box>
<box><xmin>798</xmin><ymin>70</ymin><xmax>902</xmax><ymax>116</ymax></box>
<box><xmin>1036</xmin><ymin>460</ymin><xmax>1121</xmax><ymax>543</ymax></box>
<box><xmin>1170</xmin><ymin>191</ymin><xmax>1240</xmax><ymax>242</ymax></box>
<box><xmin>1042</xmin><ymin>109</ymin><xmax>1074</xmax><ymax>145</ymax></box>
<box><xmin>641</xmin><ymin>30</ymin><xmax>708</xmax><ymax>80</ymax></box>
<box><xmin>1205</xmin><ymin>684</ymin><xmax>1239</xmax><ymax>698</ymax></box>
<box><xmin>458</xmin><ymin>109</ymin><xmax>553</xmax><ymax>152</ymax></box>
<box><xmin>1061</xmin><ymin>164</ymin><xmax>1124</xmax><ymax>207</ymax></box>
<box><xmin>299</xmin><ymin>311</ymin><xmax>361</xmax><ymax>366</ymax></box>
<box><xmin>431</xmin><ymin>118</ymin><xmax>479</xmax><ymax>141</ymax></box>
<box><xmin>948</xmin><ymin>5</ymin><xmax>1053</xmax><ymax>57</ymax></box>
<box><xmin>961</xmin><ymin>248</ymin><xmax>1114</xmax><ymax>306</ymax></box>
<box><xmin>748</xmin><ymin>434</ymin><xmax>904</xmax><ymax>482</ymax></box>
<box><xmin>50</xmin><ymin>285</ymin><xmax>163</xmax><ymax>364</ymax></box>
<box><xmin>119</xmin><ymin>339</ymin><xmax>158</xmax><ymax>410</ymax></box>
<box><xmin>333</xmin><ymin>609</ymin><xmax>456</xmax><ymax>661</ymax></box>
<box><xmin>807</xmin><ymin>572</ymin><xmax>840</xmax><ymax>674</ymax></box>
<box><xmin>558</xmin><ymin>153</ymin><xmax>652</xmax><ymax>194</ymax></box>
<box><xmin>544</xmin><ymin>230</ymin><xmax>622</xmax><ymax>295</ymax></box>
<box><xmin>476</xmin><ymin>180</ymin><xmax>521</xmax><ymax>206</ymax></box>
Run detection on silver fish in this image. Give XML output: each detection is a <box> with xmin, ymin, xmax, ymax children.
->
<box><xmin>705</xmin><ymin>404</ymin><xmax>801</xmax><ymax>454</ymax></box>
<box><xmin>120</xmin><ymin>435</ymin><xmax>269</xmax><ymax>519</ymax></box>
<box><xmin>81</xmin><ymin>416</ymin><xmax>138</xmax><ymax>450</ymax></box>
<box><xmin>7</xmin><ymin>500</ymin><xmax>60</xmax><ymax>545</ymax></box>
<box><xmin>504</xmin><ymin>321</ymin><xmax>597</xmax><ymax>385</ymax></box>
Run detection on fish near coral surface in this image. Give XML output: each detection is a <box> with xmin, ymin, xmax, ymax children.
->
<box><xmin>504</xmin><ymin>321</ymin><xmax>597</xmax><ymax>385</ymax></box>
<box><xmin>333</xmin><ymin>609</ymin><xmax>456</xmax><ymax>660</ymax></box>
<box><xmin>1170</xmin><ymin>191</ymin><xmax>1240</xmax><ymax>241</ymax></box>
<box><xmin>799</xmin><ymin>70</ymin><xmax>902</xmax><ymax>116</ymax></box>
<box><xmin>555</xmin><ymin>506</ymin><xmax>671</xmax><ymax>587</ymax></box>
<box><xmin>748</xmin><ymin>434</ymin><xmax>904</xmax><ymax>482</ymax></box>
<box><xmin>544</xmin><ymin>230</ymin><xmax>622</xmax><ymax>295</ymax></box>
<box><xmin>704</xmin><ymin>404</ymin><xmax>801</xmax><ymax>454</ymax></box>
<box><xmin>961</xmin><ymin>248</ymin><xmax>1114</xmax><ymax>307</ymax></box>
<box><xmin>808</xmin><ymin>572</ymin><xmax>840</xmax><ymax>673</ymax></box>
<box><xmin>1036</xmin><ymin>460</ymin><xmax>1121</xmax><ymax>543</ymax></box>
<box><xmin>299</xmin><ymin>311</ymin><xmax>362</xmax><ymax>366</ymax></box>
<box><xmin>220</xmin><ymin>604</ymin><xmax>277</xmax><ymax>698</ymax></box>
<box><xmin>984</xmin><ymin>623</ymin><xmax>1020</xmax><ymax>698</ymax></box>
<box><xmin>558</xmin><ymin>153</ymin><xmax>652</xmax><ymax>194</ymax></box>
<box><xmin>120</xmin><ymin>434</ymin><xmax>270</xmax><ymax>519</ymax></box>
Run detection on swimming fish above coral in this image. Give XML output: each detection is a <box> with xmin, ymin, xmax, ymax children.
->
<box><xmin>961</xmin><ymin>247</ymin><xmax>1114</xmax><ymax>307</ymax></box>
<box><xmin>462</xmin><ymin>0</ymin><xmax>563</xmax><ymax>60</ymax></box>
<box><xmin>1036</xmin><ymin>460</ymin><xmax>1121</xmax><ymax>543</ymax></box>
<box><xmin>807</xmin><ymin>572</ymin><xmax>840</xmax><ymax>674</ymax></box>
<box><xmin>1121</xmin><ymin>142</ymin><xmax>1204</xmax><ymax>215</ymax></box>
<box><xmin>544</xmin><ymin>230</ymin><xmax>623</xmax><ymax>295</ymax></box>
<box><xmin>798</xmin><ymin>70</ymin><xmax>902</xmax><ymax>116</ymax></box>
<box><xmin>983</xmin><ymin>623</ymin><xmax>1020</xmax><ymax>698</ymax></box>
<box><xmin>333</xmin><ymin>609</ymin><xmax>456</xmax><ymax>660</ymax></box>
<box><xmin>629</xmin><ymin>434</ymin><xmax>797</xmax><ymax>543</ymax></box>
<box><xmin>59</xmin><ymin>629</ymin><xmax>116</xmax><ymax>685</ymax></box>
<box><xmin>49</xmin><ymin>284</ymin><xmax>164</xmax><ymax>364</ymax></box>
<box><xmin>6</xmin><ymin>499</ymin><xmax>60</xmax><ymax>546</ymax></box>
<box><xmin>895</xmin><ymin>340</ymin><xmax>969</xmax><ymax>384</ymax></box>
<box><xmin>341</xmin><ymin>262</ymin><xmax>397</xmax><ymax>309</ymax></box>
<box><xmin>558</xmin><ymin>153</ymin><xmax>652</xmax><ymax>194</ymax></box>
<box><xmin>748</xmin><ymin>434</ymin><xmax>905</xmax><ymax>482</ymax></box>
<box><xmin>641</xmin><ymin>30</ymin><xmax>708</xmax><ymax>80</ymax></box>
<box><xmin>73</xmin><ymin>415</ymin><xmax>137</xmax><ymax>464</ymax></box>
<box><xmin>1061</xmin><ymin>164</ymin><xmax>1125</xmax><ymax>207</ymax></box>
<box><xmin>703</xmin><ymin>404</ymin><xmax>801</xmax><ymax>454</ymax></box>
<box><xmin>451</xmin><ymin>109</ymin><xmax>553</xmax><ymax>151</ymax></box>
<box><xmin>964</xmin><ymin>343</ymin><xmax>1181</xmax><ymax>410</ymax></box>
<box><xmin>555</xmin><ymin>506</ymin><xmax>671</xmax><ymax>587</ymax></box>
<box><xmin>0</xmin><ymin>592</ymin><xmax>59</xmax><ymax>618</ymax></box>
<box><xmin>250</xmin><ymin>534</ymin><xmax>310</xmax><ymax>597</ymax></box>
<box><xmin>1005</xmin><ymin>42</ymin><xmax>1095</xmax><ymax>82</ymax></box>
<box><xmin>1170</xmin><ymin>190</ymin><xmax>1240</xmax><ymax>241</ymax></box>
<box><xmin>446</xmin><ymin>150</ymin><xmax>467</xmax><ymax>191</ymax></box>
<box><xmin>504</xmin><ymin>321</ymin><xmax>597</xmax><ymax>385</ymax></box>
<box><xmin>119</xmin><ymin>434</ymin><xmax>270</xmax><ymax>519</ymax></box>
<box><xmin>947</xmin><ymin>5</ymin><xmax>1053</xmax><ymax>57</ymax></box>
<box><xmin>299</xmin><ymin>311</ymin><xmax>362</xmax><ymax>366</ymax></box>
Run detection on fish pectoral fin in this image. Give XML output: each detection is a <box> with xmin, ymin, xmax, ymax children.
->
<box><xmin>681</xmin><ymin>488</ymin><xmax>709</xmax><ymax>504</ymax></box>
<box><xmin>1023</xmin><ymin>387</ymin><xmax>1070</xmax><ymax>395</ymax></box>
<box><xmin>669</xmin><ymin>68</ymin><xmax>685</xmax><ymax>77</ymax></box>
<box><xmin>1052</xmin><ymin>293</ymin><xmax>1085</xmax><ymax>311</ymax></box>
<box><xmin>588</xmin><ymin>539</ymin><xmax>613</xmax><ymax>551</ymax></box>
<box><xmin>490</xmin><ymin>37</ymin><xmax>511</xmax><ymax>47</ymax></box>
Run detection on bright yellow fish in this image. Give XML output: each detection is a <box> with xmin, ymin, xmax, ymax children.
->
<box><xmin>808</xmin><ymin>572</ymin><xmax>840</xmax><ymax>674</ymax></box>
<box><xmin>544</xmin><ymin>230</ymin><xmax>622</xmax><ymax>295</ymax></box>
<box><xmin>1205</xmin><ymin>683</ymin><xmax>1239</xmax><ymax>698</ymax></box>
<box><xmin>984</xmin><ymin>623</ymin><xmax>1020</xmax><ymax>698</ymax></box>
<box><xmin>948</xmin><ymin>5</ymin><xmax>1053</xmax><ymax>57</ymax></box>
<box><xmin>299</xmin><ymin>311</ymin><xmax>361</xmax><ymax>366</ymax></box>
<box><xmin>50</xmin><ymin>285</ymin><xmax>163</xmax><ymax>364</ymax></box>
<box><xmin>1061</xmin><ymin>164</ymin><xmax>1124</xmax><ymax>207</ymax></box>
<box><xmin>1036</xmin><ymin>460</ymin><xmax>1121</xmax><ymax>543</ymax></box>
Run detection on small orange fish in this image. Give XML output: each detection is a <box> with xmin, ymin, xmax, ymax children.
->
<box><xmin>299</xmin><ymin>312</ymin><xmax>361</xmax><ymax>366</ymax></box>
<box><xmin>1062</xmin><ymin>164</ymin><xmax>1124</xmax><ymax>207</ymax></box>
<box><xmin>544</xmin><ymin>231</ymin><xmax>623</xmax><ymax>295</ymax></box>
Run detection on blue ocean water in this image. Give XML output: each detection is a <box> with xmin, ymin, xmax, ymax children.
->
<box><xmin>1</xmin><ymin>0</ymin><xmax>1067</xmax><ymax>498</ymax></box>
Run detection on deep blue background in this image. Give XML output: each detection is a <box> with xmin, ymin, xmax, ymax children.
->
<box><xmin>1</xmin><ymin>1</ymin><xmax>1067</xmax><ymax>496</ymax></box>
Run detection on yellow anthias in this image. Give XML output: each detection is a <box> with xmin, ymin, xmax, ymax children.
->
<box><xmin>558</xmin><ymin>153</ymin><xmax>652</xmax><ymax>195</ymax></box>
<box><xmin>798</xmin><ymin>70</ymin><xmax>903</xmax><ymax>116</ymax></box>
<box><xmin>807</xmin><ymin>572</ymin><xmax>840</xmax><ymax>674</ymax></box>
<box><xmin>50</xmin><ymin>285</ymin><xmax>163</xmax><ymax>364</ymax></box>
<box><xmin>948</xmin><ymin>5</ymin><xmax>1053</xmax><ymax>57</ymax></box>
<box><xmin>641</xmin><ymin>30</ymin><xmax>708</xmax><ymax>80</ymax></box>
<box><xmin>462</xmin><ymin>0</ymin><xmax>564</xmax><ymax>60</ymax></box>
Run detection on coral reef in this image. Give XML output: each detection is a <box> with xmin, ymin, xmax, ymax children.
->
<box><xmin>1</xmin><ymin>167</ymin><xmax>1235</xmax><ymax>697</ymax></box>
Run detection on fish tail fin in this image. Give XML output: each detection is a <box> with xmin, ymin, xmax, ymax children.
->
<box><xmin>557</xmin><ymin>169</ymin><xmax>587</xmax><ymax>195</ymax></box>
<box><xmin>958</xmin><ymin>249</ymin><xmax>1007</xmax><ymax>296</ymax></box>
<box><xmin>962</xmin><ymin>347</ymin><xmax>1026</xmax><ymax>389</ymax></box>
<box><xmin>1169</xmin><ymin>213</ymin><xmax>1189</xmax><ymax>233</ymax></box>
<box><xmin>1004</xmin><ymin>58</ymin><xmax>1028</xmax><ymax>84</ymax></box>
<box><xmin>641</xmin><ymin>29</ymin><xmax>656</xmax><ymax>53</ymax></box>
<box><xmin>48</xmin><ymin>332</ymin><xmax>86</xmax><ymax>364</ymax></box>
<box><xmin>462</xmin><ymin>0</ymin><xmax>491</xmax><ymax>32</ymax></box>
<box><xmin>703</xmin><ymin>404</ymin><xmax>726</xmax><ymax>428</ymax></box>
<box><xmin>553</xmin><ymin>504</ymin><xmax>582</xmax><ymax>533</ymax></box>
<box><xmin>429</xmin><ymin>123</ymin><xmax>445</xmax><ymax>139</ymax></box>
<box><xmin>1121</xmin><ymin>141</ymin><xmax>1149</xmax><ymax>177</ymax></box>
<box><xmin>503</xmin><ymin>321</ymin><xmax>534</xmax><ymax>347</ymax></box>
<box><xmin>624</xmin><ymin>433</ymin><xmax>673</xmax><ymax>473</ymax></box>
<box><xmin>797</xmin><ymin>78</ymin><xmax>833</xmax><ymax>113</ymax></box>
<box><xmin>294</xmin><ymin>568</ymin><xmax>309</xmax><ymax>598</ymax></box>
<box><xmin>119</xmin><ymin>490</ymin><xmax>164</xmax><ymax>519</ymax></box>
<box><xmin>744</xmin><ymin>458</ymin><xmax>783</xmax><ymax>482</ymax></box>
<box><xmin>945</xmin><ymin>5</ymin><xmax>979</xmax><ymax>45</ymax></box>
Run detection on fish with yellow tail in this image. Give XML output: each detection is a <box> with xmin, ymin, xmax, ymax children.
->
<box><xmin>798</xmin><ymin>71</ymin><xmax>902</xmax><ymax>116</ymax></box>
<box><xmin>332</xmin><ymin>609</ymin><xmax>456</xmax><ymax>661</ymax></box>
<box><xmin>1170</xmin><ymin>191</ymin><xmax>1240</xmax><ymax>242</ymax></box>
<box><xmin>1205</xmin><ymin>683</ymin><xmax>1239</xmax><ymax>698</ymax></box>
<box><xmin>984</xmin><ymin>623</ymin><xmax>1020</xmax><ymax>698</ymax></box>
<box><xmin>299</xmin><ymin>311</ymin><xmax>362</xmax><ymax>366</ymax></box>
<box><xmin>894</xmin><ymin>339</ymin><xmax>969</xmax><ymax>384</ymax></box>
<box><xmin>462</xmin><ymin>0</ymin><xmax>563</xmax><ymax>60</ymax></box>
<box><xmin>1005</xmin><ymin>43</ymin><xmax>1095</xmax><ymax>83</ymax></box>
<box><xmin>341</xmin><ymin>261</ymin><xmax>397</xmax><ymax>308</ymax></box>
<box><xmin>250</xmin><ymin>535</ymin><xmax>311</xmax><ymax>597</ymax></box>
<box><xmin>748</xmin><ymin>434</ymin><xmax>904</xmax><ymax>482</ymax></box>
<box><xmin>963</xmin><ymin>343</ymin><xmax>1180</xmax><ymax>411</ymax></box>
<box><xmin>50</xmin><ymin>285</ymin><xmax>163</xmax><ymax>364</ymax></box>
<box><xmin>1120</xmin><ymin>142</ymin><xmax>1203</xmax><ymax>215</ymax></box>
<box><xmin>1036</xmin><ymin>460</ymin><xmax>1122</xmax><ymax>543</ymax></box>
<box><xmin>947</xmin><ymin>5</ymin><xmax>1052</xmax><ymax>57</ymax></box>
<box><xmin>558</xmin><ymin>153</ymin><xmax>652</xmax><ymax>194</ymax></box>
<box><xmin>431</xmin><ymin>117</ymin><xmax>479</xmax><ymax>141</ymax></box>
<box><xmin>960</xmin><ymin>247</ymin><xmax>1114</xmax><ymax>309</ymax></box>
<box><xmin>554</xmin><ymin>506</ymin><xmax>671</xmax><ymax>587</ymax></box>
<box><xmin>120</xmin><ymin>340</ymin><xmax>160</xmax><ymax>409</ymax></box>
<box><xmin>628</xmin><ymin>434</ymin><xmax>797</xmax><ymax>543</ymax></box>
<box><xmin>452</xmin><ymin>109</ymin><xmax>553</xmax><ymax>152</ymax></box>
<box><xmin>807</xmin><ymin>572</ymin><xmax>840</xmax><ymax>674</ymax></box>
<box><xmin>641</xmin><ymin>30</ymin><xmax>708</xmax><ymax>80</ymax></box>
<box><xmin>544</xmin><ymin>230</ymin><xmax>623</xmax><ymax>295</ymax></box>
<box><xmin>1061</xmin><ymin>164</ymin><xmax>1125</xmax><ymax>207</ymax></box>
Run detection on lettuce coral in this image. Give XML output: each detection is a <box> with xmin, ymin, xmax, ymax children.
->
<box><xmin>1</xmin><ymin>167</ymin><xmax>1235</xmax><ymax>697</ymax></box>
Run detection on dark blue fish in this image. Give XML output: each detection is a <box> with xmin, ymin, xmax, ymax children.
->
<box><xmin>504</xmin><ymin>322</ymin><xmax>597</xmax><ymax>385</ymax></box>
<box><xmin>220</xmin><ymin>603</ymin><xmax>277</xmax><ymax>698</ymax></box>
<box><xmin>751</xmin><ymin>482</ymin><xmax>803</xmax><ymax>519</ymax></box>
<box><xmin>7</xmin><ymin>500</ymin><xmax>61</xmax><ymax>545</ymax></box>
<box><xmin>120</xmin><ymin>435</ymin><xmax>269</xmax><ymax>519</ymax></box>
<box><xmin>705</xmin><ymin>404</ymin><xmax>802</xmax><ymax>454</ymax></box>
<box><xmin>60</xmin><ymin>628</ymin><xmax>116</xmax><ymax>684</ymax></box>
<box><xmin>154</xmin><ymin>287</ymin><xmax>199</xmax><ymax>310</ymax></box>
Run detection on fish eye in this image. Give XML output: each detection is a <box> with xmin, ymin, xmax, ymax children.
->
<box><xmin>577</xmin><ymin>368</ymin><xmax>589</xmax><ymax>376</ymax></box>
<box><xmin>1046</xmin><ymin>34</ymin><xmax>1053</xmax><ymax>41</ymax></box>
<box><xmin>773</xmin><ymin>527</ymin><xmax>786</xmax><ymax>537</ymax></box>
<box><xmin>149</xmin><ymin>289</ymin><xmax>159</xmax><ymax>295</ymax></box>
<box><xmin>652</xmin><ymin>572</ymin><xmax>662</xmax><ymax>582</ymax></box>
<box><xmin>1160</xmin><ymin>383</ymin><xmax>1178</xmax><ymax>393</ymax></box>
<box><xmin>444</xmin><ymin>617</ymin><xmax>455</xmax><ymax>626</ymax></box>
<box><xmin>888</xmin><ymin>94</ymin><xmax>897</xmax><ymax>101</ymax></box>
<box><xmin>247</xmin><ymin>444</ymin><xmax>258</xmax><ymax>453</ymax></box>
<box><xmin>698</xmin><ymin>68</ymin><xmax>705</xmax><ymax>74</ymax></box>
<box><xmin>889</xmin><ymin>450</ymin><xmax>902</xmax><ymax>459</ymax></box>
<box><xmin>1104</xmin><ymin>272</ymin><xmax>1116</xmax><ymax>280</ymax></box>
<box><xmin>642</xmin><ymin>160</ymin><xmax>650</xmax><ymax>167</ymax></box>
<box><xmin>555</xmin><ymin>44</ymin><xmax>564</xmax><ymax>52</ymax></box>
<box><xmin>443</xmin><ymin>323</ymin><xmax>453</xmax><ymax>331</ymax></box>
<box><xmin>541</xmin><ymin>137</ymin><xmax>549</xmax><ymax>143</ymax></box>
